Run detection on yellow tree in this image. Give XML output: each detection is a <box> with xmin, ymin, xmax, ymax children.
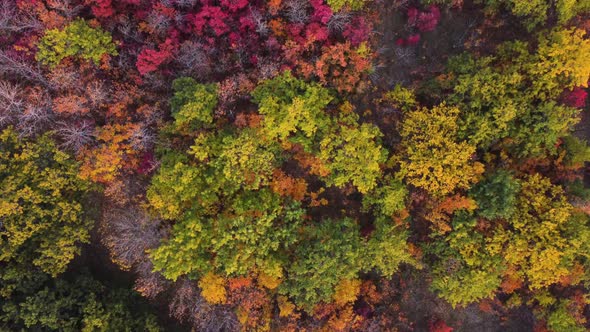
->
<box><xmin>399</xmin><ymin>104</ymin><xmax>484</xmax><ymax>197</ymax></box>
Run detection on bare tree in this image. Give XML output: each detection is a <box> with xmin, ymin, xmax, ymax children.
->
<box><xmin>249</xmin><ymin>8</ymin><xmax>269</xmax><ymax>36</ymax></box>
<box><xmin>175</xmin><ymin>0</ymin><xmax>199</xmax><ymax>8</ymax></box>
<box><xmin>85</xmin><ymin>80</ymin><xmax>111</xmax><ymax>107</ymax></box>
<box><xmin>284</xmin><ymin>0</ymin><xmax>309</xmax><ymax>24</ymax></box>
<box><xmin>46</xmin><ymin>0</ymin><xmax>83</xmax><ymax>19</ymax></box>
<box><xmin>0</xmin><ymin>50</ymin><xmax>50</xmax><ymax>88</ymax></box>
<box><xmin>202</xmin><ymin>307</ymin><xmax>240</xmax><ymax>332</ymax></box>
<box><xmin>15</xmin><ymin>88</ymin><xmax>53</xmax><ymax>137</ymax></box>
<box><xmin>169</xmin><ymin>278</ymin><xmax>209</xmax><ymax>323</ymax></box>
<box><xmin>0</xmin><ymin>80</ymin><xmax>23</xmax><ymax>127</ymax></box>
<box><xmin>147</xmin><ymin>11</ymin><xmax>172</xmax><ymax>36</ymax></box>
<box><xmin>176</xmin><ymin>41</ymin><xmax>212</xmax><ymax>78</ymax></box>
<box><xmin>130</xmin><ymin>125</ymin><xmax>156</xmax><ymax>150</ymax></box>
<box><xmin>55</xmin><ymin>120</ymin><xmax>94</xmax><ymax>152</ymax></box>
<box><xmin>134</xmin><ymin>259</ymin><xmax>169</xmax><ymax>299</ymax></box>
<box><xmin>327</xmin><ymin>11</ymin><xmax>352</xmax><ymax>33</ymax></box>
<box><xmin>102</xmin><ymin>206</ymin><xmax>163</xmax><ymax>269</ymax></box>
<box><xmin>257</xmin><ymin>59</ymin><xmax>280</xmax><ymax>80</ymax></box>
<box><xmin>48</xmin><ymin>66</ymin><xmax>82</xmax><ymax>92</ymax></box>
<box><xmin>0</xmin><ymin>1</ymin><xmax>42</xmax><ymax>33</ymax></box>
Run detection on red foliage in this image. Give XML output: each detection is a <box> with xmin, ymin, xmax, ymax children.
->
<box><xmin>87</xmin><ymin>0</ymin><xmax>114</xmax><ymax>18</ymax></box>
<box><xmin>136</xmin><ymin>39</ymin><xmax>176</xmax><ymax>76</ymax></box>
<box><xmin>407</xmin><ymin>7</ymin><xmax>419</xmax><ymax>26</ymax></box>
<box><xmin>417</xmin><ymin>5</ymin><xmax>441</xmax><ymax>32</ymax></box>
<box><xmin>306</xmin><ymin>23</ymin><xmax>330</xmax><ymax>43</ymax></box>
<box><xmin>192</xmin><ymin>6</ymin><xmax>230</xmax><ymax>36</ymax></box>
<box><xmin>220</xmin><ymin>0</ymin><xmax>249</xmax><ymax>13</ymax></box>
<box><xmin>406</xmin><ymin>34</ymin><xmax>421</xmax><ymax>45</ymax></box>
<box><xmin>429</xmin><ymin>319</ymin><xmax>454</xmax><ymax>332</ymax></box>
<box><xmin>562</xmin><ymin>87</ymin><xmax>588</xmax><ymax>108</ymax></box>
<box><xmin>310</xmin><ymin>0</ymin><xmax>333</xmax><ymax>24</ymax></box>
<box><xmin>137</xmin><ymin>151</ymin><xmax>157</xmax><ymax>175</ymax></box>
<box><xmin>343</xmin><ymin>17</ymin><xmax>372</xmax><ymax>46</ymax></box>
<box><xmin>396</xmin><ymin>34</ymin><xmax>421</xmax><ymax>47</ymax></box>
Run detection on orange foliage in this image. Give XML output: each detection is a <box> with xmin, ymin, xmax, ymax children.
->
<box><xmin>107</xmin><ymin>82</ymin><xmax>142</xmax><ymax>119</ymax></box>
<box><xmin>324</xmin><ymin>306</ymin><xmax>361</xmax><ymax>331</ymax></box>
<box><xmin>309</xmin><ymin>189</ymin><xmax>329</xmax><ymax>207</ymax></box>
<box><xmin>293</xmin><ymin>148</ymin><xmax>330</xmax><ymax>177</ymax></box>
<box><xmin>229</xmin><ymin>276</ymin><xmax>253</xmax><ymax>290</ymax></box>
<box><xmin>234</xmin><ymin>113</ymin><xmax>263</xmax><ymax>129</ymax></box>
<box><xmin>558</xmin><ymin>263</ymin><xmax>585</xmax><ymax>286</ymax></box>
<box><xmin>360</xmin><ymin>280</ymin><xmax>381</xmax><ymax>304</ymax></box>
<box><xmin>269</xmin><ymin>18</ymin><xmax>286</xmax><ymax>37</ymax></box>
<box><xmin>426</xmin><ymin>195</ymin><xmax>477</xmax><ymax>234</ymax></box>
<box><xmin>25</xmin><ymin>0</ymin><xmax>66</xmax><ymax>29</ymax></box>
<box><xmin>53</xmin><ymin>94</ymin><xmax>89</xmax><ymax>115</ymax></box>
<box><xmin>228</xmin><ymin>283</ymin><xmax>271</xmax><ymax>330</ymax></box>
<box><xmin>270</xmin><ymin>169</ymin><xmax>308</xmax><ymax>201</ymax></box>
<box><xmin>79</xmin><ymin>123</ymin><xmax>141</xmax><ymax>185</ymax></box>
<box><xmin>268</xmin><ymin>0</ymin><xmax>283</xmax><ymax>15</ymax></box>
<box><xmin>500</xmin><ymin>266</ymin><xmax>523</xmax><ymax>294</ymax></box>
<box><xmin>310</xmin><ymin>42</ymin><xmax>372</xmax><ymax>93</ymax></box>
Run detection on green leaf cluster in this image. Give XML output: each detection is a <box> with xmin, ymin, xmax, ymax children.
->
<box><xmin>36</xmin><ymin>19</ymin><xmax>118</xmax><ymax>67</ymax></box>
<box><xmin>0</xmin><ymin>128</ymin><xmax>93</xmax><ymax>277</ymax></box>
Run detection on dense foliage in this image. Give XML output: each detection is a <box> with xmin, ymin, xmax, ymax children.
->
<box><xmin>1</xmin><ymin>0</ymin><xmax>590</xmax><ymax>330</ymax></box>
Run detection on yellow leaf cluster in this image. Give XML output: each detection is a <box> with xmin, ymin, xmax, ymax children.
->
<box><xmin>198</xmin><ymin>272</ymin><xmax>227</xmax><ymax>304</ymax></box>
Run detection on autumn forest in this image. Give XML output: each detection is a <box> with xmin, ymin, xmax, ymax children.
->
<box><xmin>1</xmin><ymin>0</ymin><xmax>590</xmax><ymax>331</ymax></box>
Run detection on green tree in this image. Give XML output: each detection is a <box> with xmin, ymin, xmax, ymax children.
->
<box><xmin>428</xmin><ymin>212</ymin><xmax>505</xmax><ymax>307</ymax></box>
<box><xmin>170</xmin><ymin>77</ymin><xmax>218</xmax><ymax>131</ymax></box>
<box><xmin>251</xmin><ymin>71</ymin><xmax>333</xmax><ymax>149</ymax></box>
<box><xmin>365</xmin><ymin>216</ymin><xmax>416</xmax><ymax>277</ymax></box>
<box><xmin>279</xmin><ymin>218</ymin><xmax>364</xmax><ymax>310</ymax></box>
<box><xmin>468</xmin><ymin>170</ymin><xmax>520</xmax><ymax>220</ymax></box>
<box><xmin>0</xmin><ymin>128</ymin><xmax>93</xmax><ymax>276</ymax></box>
<box><xmin>546</xmin><ymin>300</ymin><xmax>587</xmax><ymax>332</ymax></box>
<box><xmin>476</xmin><ymin>0</ymin><xmax>590</xmax><ymax>30</ymax></box>
<box><xmin>0</xmin><ymin>269</ymin><xmax>160</xmax><ymax>332</ymax></box>
<box><xmin>362</xmin><ymin>176</ymin><xmax>408</xmax><ymax>217</ymax></box>
<box><xmin>36</xmin><ymin>19</ymin><xmax>118</xmax><ymax>67</ymax></box>
<box><xmin>150</xmin><ymin>189</ymin><xmax>304</xmax><ymax>281</ymax></box>
<box><xmin>440</xmin><ymin>30</ymin><xmax>590</xmax><ymax>156</ymax></box>
<box><xmin>319</xmin><ymin>113</ymin><xmax>388</xmax><ymax>193</ymax></box>
<box><xmin>493</xmin><ymin>174</ymin><xmax>580</xmax><ymax>289</ymax></box>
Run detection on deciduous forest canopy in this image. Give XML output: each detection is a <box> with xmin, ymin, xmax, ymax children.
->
<box><xmin>1</xmin><ymin>0</ymin><xmax>590</xmax><ymax>331</ymax></box>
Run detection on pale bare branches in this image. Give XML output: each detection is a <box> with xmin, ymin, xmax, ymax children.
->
<box><xmin>55</xmin><ymin>120</ymin><xmax>94</xmax><ymax>152</ymax></box>
<box><xmin>146</xmin><ymin>11</ymin><xmax>172</xmax><ymax>36</ymax></box>
<box><xmin>0</xmin><ymin>1</ymin><xmax>42</xmax><ymax>33</ymax></box>
<box><xmin>130</xmin><ymin>125</ymin><xmax>157</xmax><ymax>150</ymax></box>
<box><xmin>0</xmin><ymin>80</ymin><xmax>23</xmax><ymax>127</ymax></box>
<box><xmin>134</xmin><ymin>259</ymin><xmax>169</xmax><ymax>299</ymax></box>
<box><xmin>102</xmin><ymin>206</ymin><xmax>163</xmax><ymax>270</ymax></box>
<box><xmin>46</xmin><ymin>0</ymin><xmax>83</xmax><ymax>19</ymax></box>
<box><xmin>85</xmin><ymin>80</ymin><xmax>111</xmax><ymax>108</ymax></box>
<box><xmin>176</xmin><ymin>41</ymin><xmax>212</xmax><ymax>78</ymax></box>
<box><xmin>284</xmin><ymin>0</ymin><xmax>309</xmax><ymax>24</ymax></box>
<box><xmin>168</xmin><ymin>278</ymin><xmax>239</xmax><ymax>332</ymax></box>
<box><xmin>175</xmin><ymin>0</ymin><xmax>199</xmax><ymax>9</ymax></box>
<box><xmin>0</xmin><ymin>50</ymin><xmax>50</xmax><ymax>87</ymax></box>
<box><xmin>16</xmin><ymin>88</ymin><xmax>53</xmax><ymax>137</ymax></box>
<box><xmin>169</xmin><ymin>279</ymin><xmax>205</xmax><ymax>323</ymax></box>
<box><xmin>249</xmin><ymin>8</ymin><xmax>269</xmax><ymax>36</ymax></box>
<box><xmin>328</xmin><ymin>11</ymin><xmax>352</xmax><ymax>33</ymax></box>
